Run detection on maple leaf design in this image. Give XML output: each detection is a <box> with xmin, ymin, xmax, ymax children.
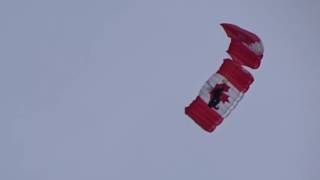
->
<box><xmin>220</xmin><ymin>93</ymin><xmax>230</xmax><ymax>103</ymax></box>
<box><xmin>208</xmin><ymin>83</ymin><xmax>230</xmax><ymax>109</ymax></box>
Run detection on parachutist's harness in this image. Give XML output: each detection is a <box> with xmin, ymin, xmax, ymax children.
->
<box><xmin>208</xmin><ymin>88</ymin><xmax>224</xmax><ymax>110</ymax></box>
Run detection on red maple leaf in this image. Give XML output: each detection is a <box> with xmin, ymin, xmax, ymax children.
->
<box><xmin>220</xmin><ymin>93</ymin><xmax>230</xmax><ymax>103</ymax></box>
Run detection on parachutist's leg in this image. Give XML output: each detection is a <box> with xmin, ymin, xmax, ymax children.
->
<box><xmin>209</xmin><ymin>88</ymin><xmax>223</xmax><ymax>109</ymax></box>
<box><xmin>208</xmin><ymin>99</ymin><xmax>220</xmax><ymax>109</ymax></box>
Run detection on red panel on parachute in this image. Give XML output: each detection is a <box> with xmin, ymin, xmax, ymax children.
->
<box><xmin>185</xmin><ymin>97</ymin><xmax>221</xmax><ymax>132</ymax></box>
<box><xmin>217</xmin><ymin>59</ymin><xmax>254</xmax><ymax>92</ymax></box>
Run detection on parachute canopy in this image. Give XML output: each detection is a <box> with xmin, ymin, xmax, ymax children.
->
<box><xmin>185</xmin><ymin>23</ymin><xmax>264</xmax><ymax>133</ymax></box>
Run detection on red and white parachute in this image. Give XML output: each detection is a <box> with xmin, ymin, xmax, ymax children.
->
<box><xmin>185</xmin><ymin>23</ymin><xmax>264</xmax><ymax>132</ymax></box>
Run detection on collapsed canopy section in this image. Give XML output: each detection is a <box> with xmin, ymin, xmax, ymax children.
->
<box><xmin>221</xmin><ymin>23</ymin><xmax>264</xmax><ymax>69</ymax></box>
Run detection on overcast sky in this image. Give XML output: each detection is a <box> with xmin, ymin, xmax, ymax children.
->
<box><xmin>1</xmin><ymin>0</ymin><xmax>320</xmax><ymax>179</ymax></box>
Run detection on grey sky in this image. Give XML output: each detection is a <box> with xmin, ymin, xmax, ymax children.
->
<box><xmin>1</xmin><ymin>0</ymin><xmax>319</xmax><ymax>179</ymax></box>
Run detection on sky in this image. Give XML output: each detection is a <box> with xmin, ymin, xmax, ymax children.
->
<box><xmin>1</xmin><ymin>0</ymin><xmax>320</xmax><ymax>179</ymax></box>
